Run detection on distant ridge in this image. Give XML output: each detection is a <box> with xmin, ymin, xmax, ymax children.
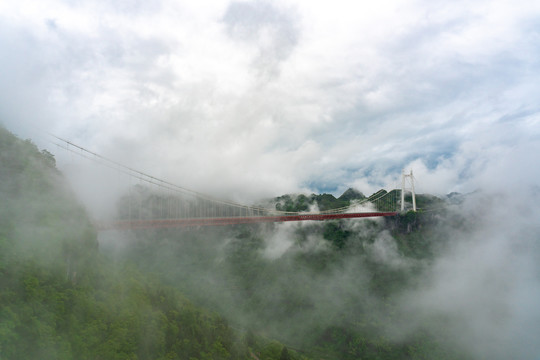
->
<box><xmin>338</xmin><ymin>188</ymin><xmax>366</xmax><ymax>201</ymax></box>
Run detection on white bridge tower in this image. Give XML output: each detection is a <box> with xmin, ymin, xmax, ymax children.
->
<box><xmin>401</xmin><ymin>169</ymin><xmax>416</xmax><ymax>212</ymax></box>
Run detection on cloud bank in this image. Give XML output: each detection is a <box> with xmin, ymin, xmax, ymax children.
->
<box><xmin>1</xmin><ymin>0</ymin><xmax>539</xmax><ymax>200</ymax></box>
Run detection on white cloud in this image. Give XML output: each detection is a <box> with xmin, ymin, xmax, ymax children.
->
<box><xmin>1</xmin><ymin>0</ymin><xmax>539</xmax><ymax>202</ymax></box>
<box><xmin>396</xmin><ymin>191</ymin><xmax>540</xmax><ymax>358</ymax></box>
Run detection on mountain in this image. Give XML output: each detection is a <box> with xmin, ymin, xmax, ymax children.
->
<box><xmin>0</xmin><ymin>126</ymin><xmax>303</xmax><ymax>360</ymax></box>
<box><xmin>337</xmin><ymin>187</ymin><xmax>366</xmax><ymax>201</ymax></box>
<box><xmin>1</xmin><ymin>125</ymin><xmax>483</xmax><ymax>359</ymax></box>
<box><xmin>111</xmin><ymin>191</ymin><xmax>469</xmax><ymax>359</ymax></box>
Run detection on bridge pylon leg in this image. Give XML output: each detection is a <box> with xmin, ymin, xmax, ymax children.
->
<box><xmin>401</xmin><ymin>169</ymin><xmax>416</xmax><ymax>212</ymax></box>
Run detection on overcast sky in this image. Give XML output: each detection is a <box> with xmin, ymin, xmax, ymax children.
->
<box><xmin>1</xmin><ymin>0</ymin><xmax>540</xmax><ymax>201</ymax></box>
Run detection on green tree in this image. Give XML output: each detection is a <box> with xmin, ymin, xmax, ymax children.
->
<box><xmin>280</xmin><ymin>346</ymin><xmax>291</xmax><ymax>360</ymax></box>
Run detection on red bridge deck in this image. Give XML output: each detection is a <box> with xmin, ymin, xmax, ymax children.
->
<box><xmin>98</xmin><ymin>212</ymin><xmax>398</xmax><ymax>230</ymax></box>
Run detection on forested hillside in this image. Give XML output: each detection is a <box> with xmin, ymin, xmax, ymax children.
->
<box><xmin>5</xmin><ymin>125</ymin><xmax>528</xmax><ymax>359</ymax></box>
<box><xmin>109</xmin><ymin>188</ymin><xmax>473</xmax><ymax>359</ymax></box>
<box><xmin>0</xmin><ymin>127</ymin><xmax>302</xmax><ymax>360</ymax></box>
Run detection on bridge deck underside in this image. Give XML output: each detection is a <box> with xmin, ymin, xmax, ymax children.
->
<box><xmin>99</xmin><ymin>212</ymin><xmax>399</xmax><ymax>230</ymax></box>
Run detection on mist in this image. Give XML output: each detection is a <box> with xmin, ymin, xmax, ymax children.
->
<box><xmin>394</xmin><ymin>190</ymin><xmax>540</xmax><ymax>359</ymax></box>
<box><xmin>92</xmin><ymin>180</ymin><xmax>540</xmax><ymax>359</ymax></box>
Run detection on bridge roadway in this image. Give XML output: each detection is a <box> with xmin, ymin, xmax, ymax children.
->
<box><xmin>98</xmin><ymin>212</ymin><xmax>399</xmax><ymax>230</ymax></box>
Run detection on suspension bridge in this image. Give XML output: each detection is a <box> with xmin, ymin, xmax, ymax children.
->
<box><xmin>51</xmin><ymin>135</ymin><xmax>416</xmax><ymax>230</ymax></box>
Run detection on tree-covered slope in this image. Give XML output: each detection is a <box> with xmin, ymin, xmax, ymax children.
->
<box><xmin>109</xmin><ymin>194</ymin><xmax>472</xmax><ymax>359</ymax></box>
<box><xmin>0</xmin><ymin>127</ymin><xmax>302</xmax><ymax>360</ymax></box>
